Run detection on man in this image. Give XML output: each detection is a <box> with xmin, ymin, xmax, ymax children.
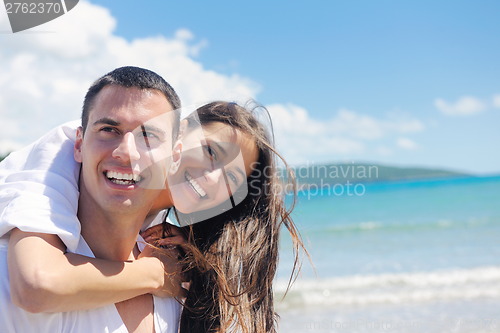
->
<box><xmin>0</xmin><ymin>66</ymin><xmax>182</xmax><ymax>332</ymax></box>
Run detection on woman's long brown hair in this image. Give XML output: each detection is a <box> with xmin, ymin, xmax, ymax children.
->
<box><xmin>173</xmin><ymin>101</ymin><xmax>306</xmax><ymax>333</ymax></box>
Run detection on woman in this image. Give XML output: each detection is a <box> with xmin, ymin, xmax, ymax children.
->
<box><xmin>164</xmin><ymin>101</ymin><xmax>304</xmax><ymax>332</ymax></box>
<box><xmin>2</xmin><ymin>101</ymin><xmax>304</xmax><ymax>332</ymax></box>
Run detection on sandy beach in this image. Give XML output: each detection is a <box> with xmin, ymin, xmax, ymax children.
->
<box><xmin>278</xmin><ymin>298</ymin><xmax>500</xmax><ymax>333</ymax></box>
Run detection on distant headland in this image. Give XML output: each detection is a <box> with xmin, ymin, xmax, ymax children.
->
<box><xmin>287</xmin><ymin>162</ymin><xmax>472</xmax><ymax>190</ymax></box>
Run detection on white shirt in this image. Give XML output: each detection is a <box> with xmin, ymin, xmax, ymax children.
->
<box><xmin>0</xmin><ymin>234</ymin><xmax>181</xmax><ymax>333</ymax></box>
<box><xmin>0</xmin><ymin>121</ymin><xmax>181</xmax><ymax>331</ymax></box>
<box><xmin>0</xmin><ymin>120</ymin><xmax>81</xmax><ymax>251</ymax></box>
<box><xmin>0</xmin><ymin>120</ymin><xmax>172</xmax><ymax>248</ymax></box>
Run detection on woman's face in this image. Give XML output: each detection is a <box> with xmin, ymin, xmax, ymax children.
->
<box><xmin>167</xmin><ymin>120</ymin><xmax>259</xmax><ymax>217</ymax></box>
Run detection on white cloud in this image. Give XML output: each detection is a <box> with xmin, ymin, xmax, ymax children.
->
<box><xmin>0</xmin><ymin>1</ymin><xmax>259</xmax><ymax>150</ymax></box>
<box><xmin>375</xmin><ymin>146</ymin><xmax>393</xmax><ymax>156</ymax></box>
<box><xmin>396</xmin><ymin>137</ymin><xmax>419</xmax><ymax>150</ymax></box>
<box><xmin>329</xmin><ymin>109</ymin><xmax>424</xmax><ymax>140</ymax></box>
<box><xmin>493</xmin><ymin>94</ymin><xmax>500</xmax><ymax>108</ymax></box>
<box><xmin>434</xmin><ymin>96</ymin><xmax>486</xmax><ymax>116</ymax></box>
<box><xmin>264</xmin><ymin>104</ymin><xmax>362</xmax><ymax>164</ymax></box>
<box><xmin>0</xmin><ymin>1</ymin><xmax>427</xmax><ymax>167</ymax></box>
<box><xmin>266</xmin><ymin>104</ymin><xmax>424</xmax><ymax>165</ymax></box>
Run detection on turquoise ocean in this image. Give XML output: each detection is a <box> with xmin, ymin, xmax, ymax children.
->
<box><xmin>275</xmin><ymin>175</ymin><xmax>500</xmax><ymax>333</ymax></box>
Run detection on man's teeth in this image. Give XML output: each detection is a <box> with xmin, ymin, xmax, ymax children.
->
<box><xmin>185</xmin><ymin>173</ymin><xmax>207</xmax><ymax>198</ymax></box>
<box><xmin>106</xmin><ymin>171</ymin><xmax>141</xmax><ymax>185</ymax></box>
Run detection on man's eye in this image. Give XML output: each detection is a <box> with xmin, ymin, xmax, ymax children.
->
<box><xmin>142</xmin><ymin>131</ymin><xmax>159</xmax><ymax>140</ymax></box>
<box><xmin>100</xmin><ymin>126</ymin><xmax>118</xmax><ymax>134</ymax></box>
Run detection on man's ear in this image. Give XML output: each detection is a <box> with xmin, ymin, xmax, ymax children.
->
<box><xmin>74</xmin><ymin>127</ymin><xmax>84</xmax><ymax>163</ymax></box>
<box><xmin>169</xmin><ymin>140</ymin><xmax>182</xmax><ymax>175</ymax></box>
<box><xmin>176</xmin><ymin>119</ymin><xmax>188</xmax><ymax>140</ymax></box>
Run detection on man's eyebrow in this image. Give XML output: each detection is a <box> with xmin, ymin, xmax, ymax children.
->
<box><xmin>141</xmin><ymin>124</ymin><xmax>168</xmax><ymax>136</ymax></box>
<box><xmin>92</xmin><ymin>118</ymin><xmax>167</xmax><ymax>136</ymax></box>
<box><xmin>93</xmin><ymin>118</ymin><xmax>120</xmax><ymax>127</ymax></box>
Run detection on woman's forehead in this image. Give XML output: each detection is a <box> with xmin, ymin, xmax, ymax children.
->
<box><xmin>187</xmin><ymin>121</ymin><xmax>259</xmax><ymax>174</ymax></box>
<box><xmin>185</xmin><ymin>121</ymin><xmax>239</xmax><ymax>144</ymax></box>
<box><xmin>201</xmin><ymin>122</ymin><xmax>237</xmax><ymax>138</ymax></box>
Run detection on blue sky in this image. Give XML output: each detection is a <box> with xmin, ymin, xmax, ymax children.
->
<box><xmin>1</xmin><ymin>0</ymin><xmax>499</xmax><ymax>174</ymax></box>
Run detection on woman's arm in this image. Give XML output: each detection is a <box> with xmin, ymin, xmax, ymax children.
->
<box><xmin>8</xmin><ymin>229</ymin><xmax>183</xmax><ymax>313</ymax></box>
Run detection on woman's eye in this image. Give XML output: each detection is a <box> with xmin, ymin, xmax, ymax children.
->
<box><xmin>227</xmin><ymin>171</ymin><xmax>238</xmax><ymax>185</ymax></box>
<box><xmin>204</xmin><ymin>145</ymin><xmax>217</xmax><ymax>160</ymax></box>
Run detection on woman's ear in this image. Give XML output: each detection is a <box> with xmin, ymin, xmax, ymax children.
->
<box><xmin>74</xmin><ymin>127</ymin><xmax>84</xmax><ymax>163</ymax></box>
<box><xmin>169</xmin><ymin>140</ymin><xmax>182</xmax><ymax>175</ymax></box>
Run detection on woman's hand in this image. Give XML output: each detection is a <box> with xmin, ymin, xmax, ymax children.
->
<box><xmin>141</xmin><ymin>223</ymin><xmax>186</xmax><ymax>249</ymax></box>
<box><xmin>140</xmin><ymin>223</ymin><xmax>190</xmax><ymax>299</ymax></box>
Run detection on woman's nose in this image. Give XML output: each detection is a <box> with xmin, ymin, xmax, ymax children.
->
<box><xmin>203</xmin><ymin>167</ymin><xmax>224</xmax><ymax>185</ymax></box>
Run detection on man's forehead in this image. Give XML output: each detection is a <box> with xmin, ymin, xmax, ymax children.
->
<box><xmin>89</xmin><ymin>86</ymin><xmax>176</xmax><ymax>126</ymax></box>
<box><xmin>93</xmin><ymin>85</ymin><xmax>172</xmax><ymax>108</ymax></box>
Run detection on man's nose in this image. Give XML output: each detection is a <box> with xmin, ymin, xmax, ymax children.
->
<box><xmin>112</xmin><ymin>132</ymin><xmax>140</xmax><ymax>162</ymax></box>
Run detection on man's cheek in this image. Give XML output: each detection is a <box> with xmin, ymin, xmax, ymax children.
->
<box><xmin>134</xmin><ymin>157</ymin><xmax>169</xmax><ymax>190</ymax></box>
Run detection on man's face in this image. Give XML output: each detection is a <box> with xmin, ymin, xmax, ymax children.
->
<box><xmin>74</xmin><ymin>85</ymin><xmax>175</xmax><ymax>217</ymax></box>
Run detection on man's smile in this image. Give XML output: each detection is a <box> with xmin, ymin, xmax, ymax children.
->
<box><xmin>105</xmin><ymin>170</ymin><xmax>142</xmax><ymax>186</ymax></box>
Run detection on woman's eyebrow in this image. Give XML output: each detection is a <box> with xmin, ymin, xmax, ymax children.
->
<box><xmin>235</xmin><ymin>166</ymin><xmax>246</xmax><ymax>181</ymax></box>
<box><xmin>215</xmin><ymin>142</ymin><xmax>248</xmax><ymax>179</ymax></box>
<box><xmin>210</xmin><ymin>141</ymin><xmax>227</xmax><ymax>157</ymax></box>
<box><xmin>222</xmin><ymin>166</ymin><xmax>245</xmax><ymax>187</ymax></box>
<box><xmin>210</xmin><ymin>140</ymin><xmax>247</xmax><ymax>179</ymax></box>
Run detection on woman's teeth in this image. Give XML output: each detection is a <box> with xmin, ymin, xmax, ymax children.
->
<box><xmin>106</xmin><ymin>171</ymin><xmax>141</xmax><ymax>185</ymax></box>
<box><xmin>185</xmin><ymin>173</ymin><xmax>207</xmax><ymax>198</ymax></box>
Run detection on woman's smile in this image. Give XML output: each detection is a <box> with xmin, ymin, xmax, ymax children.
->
<box><xmin>184</xmin><ymin>171</ymin><xmax>207</xmax><ymax>198</ymax></box>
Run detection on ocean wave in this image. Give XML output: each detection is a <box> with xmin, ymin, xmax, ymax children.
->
<box><xmin>313</xmin><ymin>216</ymin><xmax>495</xmax><ymax>235</ymax></box>
<box><xmin>324</xmin><ymin>221</ymin><xmax>384</xmax><ymax>233</ymax></box>
<box><xmin>275</xmin><ymin>266</ymin><xmax>500</xmax><ymax>309</ymax></box>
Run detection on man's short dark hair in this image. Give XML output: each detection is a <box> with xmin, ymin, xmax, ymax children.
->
<box><xmin>81</xmin><ymin>66</ymin><xmax>181</xmax><ymax>138</ymax></box>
